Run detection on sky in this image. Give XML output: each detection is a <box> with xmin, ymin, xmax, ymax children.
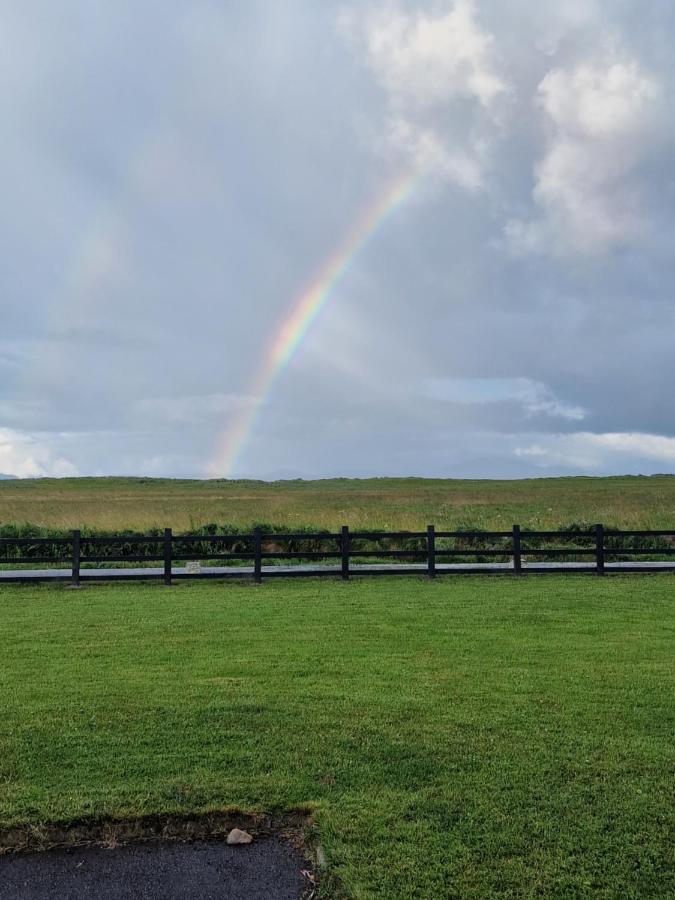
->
<box><xmin>1</xmin><ymin>0</ymin><xmax>674</xmax><ymax>480</ymax></box>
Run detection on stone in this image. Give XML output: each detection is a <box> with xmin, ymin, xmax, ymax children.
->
<box><xmin>226</xmin><ymin>828</ymin><xmax>253</xmax><ymax>845</ymax></box>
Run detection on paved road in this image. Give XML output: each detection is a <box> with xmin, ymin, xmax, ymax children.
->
<box><xmin>0</xmin><ymin>839</ymin><xmax>308</xmax><ymax>900</ymax></box>
<box><xmin>0</xmin><ymin>561</ymin><xmax>673</xmax><ymax>581</ymax></box>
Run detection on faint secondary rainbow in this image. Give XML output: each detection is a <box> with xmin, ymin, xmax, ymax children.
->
<box><xmin>209</xmin><ymin>170</ymin><xmax>420</xmax><ymax>477</ymax></box>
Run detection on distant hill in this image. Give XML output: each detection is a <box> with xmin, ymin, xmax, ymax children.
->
<box><xmin>0</xmin><ymin>473</ymin><xmax>18</xmax><ymax>480</ymax></box>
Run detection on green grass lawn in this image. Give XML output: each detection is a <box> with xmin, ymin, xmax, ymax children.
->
<box><xmin>1</xmin><ymin>576</ymin><xmax>673</xmax><ymax>898</ymax></box>
<box><xmin>1</xmin><ymin>474</ymin><xmax>674</xmax><ymax>530</ymax></box>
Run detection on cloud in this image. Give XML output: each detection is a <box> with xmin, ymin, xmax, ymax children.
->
<box><xmin>345</xmin><ymin>0</ymin><xmax>505</xmax><ymax>107</ymax></box>
<box><xmin>0</xmin><ymin>428</ymin><xmax>78</xmax><ymax>478</ymax></box>
<box><xmin>515</xmin><ymin>432</ymin><xmax>675</xmax><ymax>471</ymax></box>
<box><xmin>424</xmin><ymin>377</ymin><xmax>586</xmax><ymax>421</ymax></box>
<box><xmin>339</xmin><ymin>0</ymin><xmax>508</xmax><ymax>187</ymax></box>
<box><xmin>505</xmin><ymin>53</ymin><xmax>665</xmax><ymax>256</ymax></box>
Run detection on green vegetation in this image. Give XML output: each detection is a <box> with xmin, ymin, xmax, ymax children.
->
<box><xmin>1</xmin><ymin>519</ymin><xmax>672</xmax><ymax>568</ymax></box>
<box><xmin>0</xmin><ymin>474</ymin><xmax>674</xmax><ymax>531</ymax></box>
<box><xmin>1</xmin><ymin>576</ymin><xmax>673</xmax><ymax>897</ymax></box>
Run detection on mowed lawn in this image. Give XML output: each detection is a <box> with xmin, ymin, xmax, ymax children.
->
<box><xmin>1</xmin><ymin>576</ymin><xmax>673</xmax><ymax>898</ymax></box>
<box><xmin>1</xmin><ymin>474</ymin><xmax>675</xmax><ymax>530</ymax></box>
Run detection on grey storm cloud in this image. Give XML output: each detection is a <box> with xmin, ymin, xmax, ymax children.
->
<box><xmin>1</xmin><ymin>0</ymin><xmax>674</xmax><ymax>478</ymax></box>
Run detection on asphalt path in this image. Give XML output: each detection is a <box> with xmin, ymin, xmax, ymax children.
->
<box><xmin>0</xmin><ymin>839</ymin><xmax>308</xmax><ymax>900</ymax></box>
<box><xmin>0</xmin><ymin>560</ymin><xmax>673</xmax><ymax>581</ymax></box>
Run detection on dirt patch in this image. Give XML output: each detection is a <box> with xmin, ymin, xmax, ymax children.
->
<box><xmin>0</xmin><ymin>810</ymin><xmax>313</xmax><ymax>855</ymax></box>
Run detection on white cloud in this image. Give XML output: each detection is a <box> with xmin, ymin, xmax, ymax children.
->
<box><xmin>506</xmin><ymin>54</ymin><xmax>663</xmax><ymax>257</ymax></box>
<box><xmin>593</xmin><ymin>432</ymin><xmax>675</xmax><ymax>461</ymax></box>
<box><xmin>350</xmin><ymin>0</ymin><xmax>505</xmax><ymax>108</ymax></box>
<box><xmin>539</xmin><ymin>60</ymin><xmax>657</xmax><ymax>140</ymax></box>
<box><xmin>0</xmin><ymin>428</ymin><xmax>78</xmax><ymax>477</ymax></box>
<box><xmin>339</xmin><ymin>0</ymin><xmax>508</xmax><ymax>187</ymax></box>
<box><xmin>515</xmin><ymin>432</ymin><xmax>675</xmax><ymax>470</ymax></box>
<box><xmin>425</xmin><ymin>377</ymin><xmax>586</xmax><ymax>421</ymax></box>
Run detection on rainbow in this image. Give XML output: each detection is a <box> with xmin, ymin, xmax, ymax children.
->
<box><xmin>209</xmin><ymin>170</ymin><xmax>420</xmax><ymax>477</ymax></box>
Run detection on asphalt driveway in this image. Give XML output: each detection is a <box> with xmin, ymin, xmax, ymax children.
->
<box><xmin>0</xmin><ymin>838</ymin><xmax>309</xmax><ymax>899</ymax></box>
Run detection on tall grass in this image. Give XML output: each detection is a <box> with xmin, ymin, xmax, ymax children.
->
<box><xmin>1</xmin><ymin>520</ymin><xmax>671</xmax><ymax>565</ymax></box>
<box><xmin>1</xmin><ymin>475</ymin><xmax>674</xmax><ymax>531</ymax></box>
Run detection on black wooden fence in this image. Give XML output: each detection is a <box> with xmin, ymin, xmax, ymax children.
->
<box><xmin>0</xmin><ymin>525</ymin><xmax>674</xmax><ymax>584</ymax></box>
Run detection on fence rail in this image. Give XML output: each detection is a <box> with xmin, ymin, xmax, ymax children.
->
<box><xmin>0</xmin><ymin>524</ymin><xmax>674</xmax><ymax>585</ymax></box>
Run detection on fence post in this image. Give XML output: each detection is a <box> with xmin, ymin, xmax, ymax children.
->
<box><xmin>341</xmin><ymin>526</ymin><xmax>350</xmax><ymax>580</ymax></box>
<box><xmin>71</xmin><ymin>529</ymin><xmax>81</xmax><ymax>587</ymax></box>
<box><xmin>512</xmin><ymin>524</ymin><xmax>522</xmax><ymax>574</ymax></box>
<box><xmin>427</xmin><ymin>525</ymin><xmax>436</xmax><ymax>578</ymax></box>
<box><xmin>253</xmin><ymin>527</ymin><xmax>262</xmax><ymax>584</ymax></box>
<box><xmin>595</xmin><ymin>524</ymin><xmax>605</xmax><ymax>575</ymax></box>
<box><xmin>163</xmin><ymin>528</ymin><xmax>172</xmax><ymax>586</ymax></box>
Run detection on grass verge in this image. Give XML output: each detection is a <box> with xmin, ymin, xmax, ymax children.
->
<box><xmin>0</xmin><ymin>576</ymin><xmax>673</xmax><ymax>897</ymax></box>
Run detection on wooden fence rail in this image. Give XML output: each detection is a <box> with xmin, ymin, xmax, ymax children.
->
<box><xmin>0</xmin><ymin>525</ymin><xmax>674</xmax><ymax>585</ymax></box>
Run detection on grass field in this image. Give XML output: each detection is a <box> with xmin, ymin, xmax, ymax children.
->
<box><xmin>1</xmin><ymin>576</ymin><xmax>673</xmax><ymax>898</ymax></box>
<box><xmin>1</xmin><ymin>474</ymin><xmax>675</xmax><ymax>531</ymax></box>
